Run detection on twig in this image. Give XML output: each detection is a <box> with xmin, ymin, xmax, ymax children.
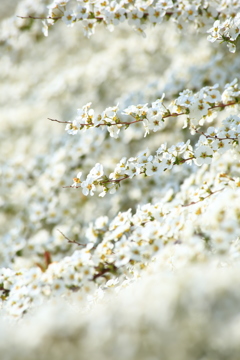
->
<box><xmin>48</xmin><ymin>118</ymin><xmax>71</xmax><ymax>124</ymax></box>
<box><xmin>92</xmin><ymin>263</ymin><xmax>117</xmax><ymax>281</ymax></box>
<box><xmin>17</xmin><ymin>15</ymin><xmax>62</xmax><ymax>20</ymax></box>
<box><xmin>57</xmin><ymin>229</ymin><xmax>85</xmax><ymax>246</ymax></box>
<box><xmin>193</xmin><ymin>127</ymin><xmax>238</xmax><ymax>141</ymax></box>
<box><xmin>182</xmin><ymin>187</ymin><xmax>224</xmax><ymax>207</ymax></box>
<box><xmin>0</xmin><ymin>287</ymin><xmax>10</xmax><ymax>295</ymax></box>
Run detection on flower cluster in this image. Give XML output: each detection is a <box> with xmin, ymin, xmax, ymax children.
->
<box><xmin>207</xmin><ymin>13</ymin><xmax>240</xmax><ymax>53</ymax></box>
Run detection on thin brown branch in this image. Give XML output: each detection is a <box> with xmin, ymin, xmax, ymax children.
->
<box><xmin>193</xmin><ymin>128</ymin><xmax>238</xmax><ymax>142</ymax></box>
<box><xmin>92</xmin><ymin>268</ymin><xmax>110</xmax><ymax>280</ymax></box>
<box><xmin>219</xmin><ymin>173</ymin><xmax>235</xmax><ymax>181</ymax></box>
<box><xmin>92</xmin><ymin>263</ymin><xmax>117</xmax><ymax>281</ymax></box>
<box><xmin>179</xmin><ymin>157</ymin><xmax>195</xmax><ymax>164</ymax></box>
<box><xmin>0</xmin><ymin>287</ymin><xmax>10</xmax><ymax>293</ymax></box>
<box><xmin>48</xmin><ymin>118</ymin><xmax>71</xmax><ymax>124</ymax></box>
<box><xmin>182</xmin><ymin>187</ymin><xmax>224</xmax><ymax>208</ymax></box>
<box><xmin>17</xmin><ymin>15</ymin><xmax>62</xmax><ymax>20</ymax></box>
<box><xmin>57</xmin><ymin>229</ymin><xmax>85</xmax><ymax>246</ymax></box>
<box><xmin>100</xmin><ymin>175</ymin><xmax>130</xmax><ymax>184</ymax></box>
<box><xmin>209</xmin><ymin>100</ymin><xmax>237</xmax><ymax>110</ymax></box>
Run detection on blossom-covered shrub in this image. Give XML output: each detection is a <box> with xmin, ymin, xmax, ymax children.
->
<box><xmin>1</xmin><ymin>0</ymin><xmax>240</xmax><ymax>359</ymax></box>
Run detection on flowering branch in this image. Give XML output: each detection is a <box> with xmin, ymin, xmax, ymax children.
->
<box><xmin>17</xmin><ymin>1</ymin><xmax>240</xmax><ymax>52</ymax></box>
<box><xmin>48</xmin><ymin>85</ymin><xmax>239</xmax><ymax>139</ymax></box>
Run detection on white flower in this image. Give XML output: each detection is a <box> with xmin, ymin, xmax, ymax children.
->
<box><xmin>62</xmin><ymin>10</ymin><xmax>76</xmax><ymax>26</ymax></box>
<box><xmin>133</xmin><ymin>23</ymin><xmax>147</xmax><ymax>38</ymax></box>
<box><xmin>226</xmin><ymin>42</ymin><xmax>236</xmax><ymax>53</ymax></box>
<box><xmin>145</xmin><ymin>160</ymin><xmax>165</xmax><ymax>176</ymax></box>
<box><xmin>72</xmin><ymin>171</ymin><xmax>82</xmax><ymax>187</ymax></box>
<box><xmin>76</xmin><ymin>5</ymin><xmax>89</xmax><ymax>20</ymax></box>
<box><xmin>105</xmin><ymin>5</ymin><xmax>126</xmax><ymax>25</ymax></box>
<box><xmin>128</xmin><ymin>9</ymin><xmax>143</xmax><ymax>27</ymax></box>
<box><xmin>148</xmin><ymin>7</ymin><xmax>163</xmax><ymax>24</ymax></box>
<box><xmin>211</xmin><ymin>139</ymin><xmax>231</xmax><ymax>154</ymax></box>
<box><xmin>81</xmin><ymin>176</ymin><xmax>96</xmax><ymax>196</ymax></box>
<box><xmin>207</xmin><ymin>20</ymin><xmax>222</xmax><ymax>42</ymax></box>
<box><xmin>89</xmin><ymin>163</ymin><xmax>104</xmax><ymax>180</ymax></box>
<box><xmin>30</xmin><ymin>203</ymin><xmax>46</xmax><ymax>222</ymax></box>
<box><xmin>176</xmin><ymin>89</ymin><xmax>195</xmax><ymax>107</ymax></box>
<box><xmin>42</xmin><ymin>21</ymin><xmax>48</xmax><ymax>37</ymax></box>
<box><xmin>113</xmin><ymin>7</ymin><xmax>126</xmax><ymax>24</ymax></box>
<box><xmin>189</xmin><ymin>99</ymin><xmax>209</xmax><ymax>124</ymax></box>
<box><xmin>46</xmin><ymin>205</ymin><xmax>60</xmax><ymax>223</ymax></box>
<box><xmin>162</xmin><ymin>152</ymin><xmax>175</xmax><ymax>169</ymax></box>
<box><xmin>147</xmin><ymin>108</ymin><xmax>164</xmax><ymax>132</ymax></box>
<box><xmin>194</xmin><ymin>145</ymin><xmax>213</xmax><ymax>166</ymax></box>
<box><xmin>108</xmin><ymin>124</ymin><xmax>121</xmax><ymax>138</ymax></box>
<box><xmin>125</xmin><ymin>162</ymin><xmax>140</xmax><ymax>179</ymax></box>
<box><xmin>82</xmin><ymin>19</ymin><xmax>97</xmax><ymax>38</ymax></box>
<box><xmin>51</xmin><ymin>278</ymin><xmax>66</xmax><ymax>295</ymax></box>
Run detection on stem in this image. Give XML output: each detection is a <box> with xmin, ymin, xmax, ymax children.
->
<box><xmin>193</xmin><ymin>127</ymin><xmax>238</xmax><ymax>141</ymax></box>
<box><xmin>17</xmin><ymin>15</ymin><xmax>62</xmax><ymax>20</ymax></box>
<box><xmin>57</xmin><ymin>229</ymin><xmax>85</xmax><ymax>246</ymax></box>
<box><xmin>182</xmin><ymin>188</ymin><xmax>224</xmax><ymax>207</ymax></box>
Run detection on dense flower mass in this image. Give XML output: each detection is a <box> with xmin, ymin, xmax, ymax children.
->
<box><xmin>1</xmin><ymin>0</ymin><xmax>240</xmax><ymax>359</ymax></box>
